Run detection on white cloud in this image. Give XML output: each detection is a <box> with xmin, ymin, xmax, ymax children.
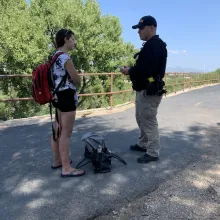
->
<box><xmin>168</xmin><ymin>49</ymin><xmax>187</xmax><ymax>55</ymax></box>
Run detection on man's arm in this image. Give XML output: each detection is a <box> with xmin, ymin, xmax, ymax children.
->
<box><xmin>129</xmin><ymin>41</ymin><xmax>162</xmax><ymax>79</ymax></box>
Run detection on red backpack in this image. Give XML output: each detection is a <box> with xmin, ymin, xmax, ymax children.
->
<box><xmin>32</xmin><ymin>52</ymin><xmax>65</xmax><ymax>105</ymax></box>
<box><xmin>32</xmin><ymin>52</ymin><xmax>69</xmax><ymax>141</ymax></box>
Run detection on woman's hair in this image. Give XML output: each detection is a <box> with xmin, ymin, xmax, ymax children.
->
<box><xmin>55</xmin><ymin>29</ymin><xmax>74</xmax><ymax>48</ymax></box>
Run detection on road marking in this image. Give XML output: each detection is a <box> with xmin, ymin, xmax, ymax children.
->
<box><xmin>195</xmin><ymin>102</ymin><xmax>202</xmax><ymax>106</ymax></box>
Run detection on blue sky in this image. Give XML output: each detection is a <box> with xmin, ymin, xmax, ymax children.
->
<box><xmin>97</xmin><ymin>0</ymin><xmax>220</xmax><ymax>71</ymax></box>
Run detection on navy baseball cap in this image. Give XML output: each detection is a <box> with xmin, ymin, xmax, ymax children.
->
<box><xmin>132</xmin><ymin>16</ymin><xmax>157</xmax><ymax>29</ymax></box>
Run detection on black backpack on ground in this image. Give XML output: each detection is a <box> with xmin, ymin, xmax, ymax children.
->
<box><xmin>76</xmin><ymin>132</ymin><xmax>127</xmax><ymax>173</ymax></box>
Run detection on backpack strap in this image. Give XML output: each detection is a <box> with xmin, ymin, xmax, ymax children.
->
<box><xmin>76</xmin><ymin>158</ymin><xmax>92</xmax><ymax>169</ymax></box>
<box><xmin>50</xmin><ymin>52</ymin><xmax>69</xmax><ymax>94</ymax></box>
<box><xmin>110</xmin><ymin>153</ymin><xmax>127</xmax><ymax>165</ymax></box>
<box><xmin>49</xmin><ymin>51</ymin><xmax>64</xmax><ymax>67</ymax></box>
<box><xmin>49</xmin><ymin>102</ymin><xmax>57</xmax><ymax>141</ymax></box>
<box><xmin>49</xmin><ymin>52</ymin><xmax>69</xmax><ymax>142</ymax></box>
<box><xmin>53</xmin><ymin>72</ymin><xmax>68</xmax><ymax>94</ymax></box>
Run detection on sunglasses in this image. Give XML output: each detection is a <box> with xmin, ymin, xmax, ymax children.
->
<box><xmin>65</xmin><ymin>29</ymin><xmax>70</xmax><ymax>36</ymax></box>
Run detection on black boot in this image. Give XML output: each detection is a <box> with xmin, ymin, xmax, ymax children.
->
<box><xmin>130</xmin><ymin>144</ymin><xmax>146</xmax><ymax>152</ymax></box>
<box><xmin>137</xmin><ymin>154</ymin><xmax>159</xmax><ymax>163</ymax></box>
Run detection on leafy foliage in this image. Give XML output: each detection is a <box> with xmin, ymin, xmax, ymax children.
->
<box><xmin>0</xmin><ymin>0</ymin><xmax>136</xmax><ymax>119</ymax></box>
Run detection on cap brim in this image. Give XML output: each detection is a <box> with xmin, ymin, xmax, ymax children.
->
<box><xmin>132</xmin><ymin>24</ymin><xmax>143</xmax><ymax>29</ymax></box>
<box><xmin>132</xmin><ymin>24</ymin><xmax>140</xmax><ymax>29</ymax></box>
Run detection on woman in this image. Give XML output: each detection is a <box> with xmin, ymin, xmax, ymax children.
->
<box><xmin>51</xmin><ymin>29</ymin><xmax>85</xmax><ymax>177</ymax></box>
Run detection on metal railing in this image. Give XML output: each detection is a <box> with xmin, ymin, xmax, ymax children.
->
<box><xmin>0</xmin><ymin>72</ymin><xmax>220</xmax><ymax>108</ymax></box>
<box><xmin>164</xmin><ymin>72</ymin><xmax>220</xmax><ymax>94</ymax></box>
<box><xmin>0</xmin><ymin>73</ymin><xmax>133</xmax><ymax>108</ymax></box>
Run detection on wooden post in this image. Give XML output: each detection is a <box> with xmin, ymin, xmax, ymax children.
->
<box><xmin>165</xmin><ymin>73</ymin><xmax>167</xmax><ymax>97</ymax></box>
<box><xmin>110</xmin><ymin>73</ymin><xmax>113</xmax><ymax>109</ymax></box>
<box><xmin>195</xmin><ymin>74</ymin><xmax>197</xmax><ymax>88</ymax></box>
<box><xmin>190</xmin><ymin>73</ymin><xmax>192</xmax><ymax>89</ymax></box>
<box><xmin>174</xmin><ymin>72</ymin><xmax>177</xmax><ymax>93</ymax></box>
<box><xmin>183</xmin><ymin>73</ymin><xmax>185</xmax><ymax>91</ymax></box>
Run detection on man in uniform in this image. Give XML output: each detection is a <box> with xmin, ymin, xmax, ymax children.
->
<box><xmin>120</xmin><ymin>15</ymin><xmax>167</xmax><ymax>163</ymax></box>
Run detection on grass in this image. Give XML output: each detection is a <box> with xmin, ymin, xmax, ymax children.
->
<box><xmin>164</xmin><ymin>73</ymin><xmax>220</xmax><ymax>94</ymax></box>
<box><xmin>111</xmin><ymin>73</ymin><xmax>220</xmax><ymax>107</ymax></box>
<box><xmin>112</xmin><ymin>81</ymin><xmax>135</xmax><ymax>106</ymax></box>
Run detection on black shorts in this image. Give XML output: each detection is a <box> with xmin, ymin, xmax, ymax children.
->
<box><xmin>52</xmin><ymin>89</ymin><xmax>77</xmax><ymax>112</ymax></box>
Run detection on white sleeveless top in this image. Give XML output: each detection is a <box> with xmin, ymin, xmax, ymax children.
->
<box><xmin>51</xmin><ymin>50</ymin><xmax>78</xmax><ymax>104</ymax></box>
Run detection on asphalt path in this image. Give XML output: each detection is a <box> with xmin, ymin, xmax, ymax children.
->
<box><xmin>1</xmin><ymin>85</ymin><xmax>220</xmax><ymax>220</ymax></box>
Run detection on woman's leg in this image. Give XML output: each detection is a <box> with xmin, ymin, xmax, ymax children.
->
<box><xmin>51</xmin><ymin>110</ymin><xmax>73</xmax><ymax>167</ymax></box>
<box><xmin>59</xmin><ymin>110</ymin><xmax>84</xmax><ymax>175</ymax></box>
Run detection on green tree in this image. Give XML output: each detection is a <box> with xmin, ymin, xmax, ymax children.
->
<box><xmin>0</xmin><ymin>0</ymin><xmax>50</xmax><ymax>119</ymax></box>
<box><xmin>0</xmin><ymin>0</ymin><xmax>136</xmax><ymax>119</ymax></box>
<box><xmin>30</xmin><ymin>0</ymin><xmax>136</xmax><ymax>108</ymax></box>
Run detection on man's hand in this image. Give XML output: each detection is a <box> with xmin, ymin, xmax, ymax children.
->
<box><xmin>120</xmin><ymin>66</ymin><xmax>130</xmax><ymax>75</ymax></box>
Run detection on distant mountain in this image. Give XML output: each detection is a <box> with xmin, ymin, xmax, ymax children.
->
<box><xmin>166</xmin><ymin>66</ymin><xmax>204</xmax><ymax>73</ymax></box>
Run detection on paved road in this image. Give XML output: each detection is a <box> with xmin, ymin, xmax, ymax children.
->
<box><xmin>0</xmin><ymin>85</ymin><xmax>220</xmax><ymax>220</ymax></box>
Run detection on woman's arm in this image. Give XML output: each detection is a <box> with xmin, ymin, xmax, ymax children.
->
<box><xmin>64</xmin><ymin>59</ymin><xmax>81</xmax><ymax>85</ymax></box>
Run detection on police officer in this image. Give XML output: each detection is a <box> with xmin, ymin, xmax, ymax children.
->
<box><xmin>120</xmin><ymin>15</ymin><xmax>167</xmax><ymax>163</ymax></box>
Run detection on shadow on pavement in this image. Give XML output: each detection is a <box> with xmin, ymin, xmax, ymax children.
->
<box><xmin>1</xmin><ymin>114</ymin><xmax>220</xmax><ymax>219</ymax></box>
